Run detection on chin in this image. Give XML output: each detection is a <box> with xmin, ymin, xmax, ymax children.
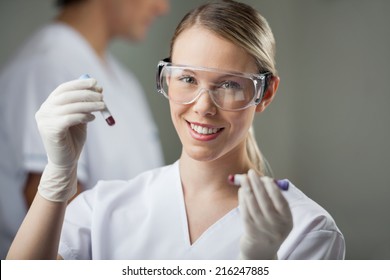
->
<box><xmin>121</xmin><ymin>34</ymin><xmax>144</xmax><ymax>43</ymax></box>
<box><xmin>117</xmin><ymin>29</ymin><xmax>144</xmax><ymax>42</ymax></box>
<box><xmin>184</xmin><ymin>146</ymin><xmax>221</xmax><ymax>163</ymax></box>
<box><xmin>131</xmin><ymin>33</ymin><xmax>146</xmax><ymax>42</ymax></box>
<box><xmin>127</xmin><ymin>27</ymin><xmax>148</xmax><ymax>42</ymax></box>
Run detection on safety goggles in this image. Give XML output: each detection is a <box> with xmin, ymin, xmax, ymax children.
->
<box><xmin>156</xmin><ymin>58</ymin><xmax>272</xmax><ymax>111</ymax></box>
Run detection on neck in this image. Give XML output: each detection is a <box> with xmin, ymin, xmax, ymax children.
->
<box><xmin>179</xmin><ymin>145</ymin><xmax>253</xmax><ymax>198</ymax></box>
<box><xmin>55</xmin><ymin>2</ymin><xmax>110</xmax><ymax>59</ymax></box>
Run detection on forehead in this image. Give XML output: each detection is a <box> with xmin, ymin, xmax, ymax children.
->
<box><xmin>172</xmin><ymin>26</ymin><xmax>257</xmax><ymax>74</ymax></box>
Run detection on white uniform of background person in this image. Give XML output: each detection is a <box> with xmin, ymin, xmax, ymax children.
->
<box><xmin>0</xmin><ymin>23</ymin><xmax>164</xmax><ymax>259</ymax></box>
<box><xmin>58</xmin><ymin>161</ymin><xmax>345</xmax><ymax>259</ymax></box>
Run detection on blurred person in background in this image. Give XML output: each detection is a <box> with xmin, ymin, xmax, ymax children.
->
<box><xmin>0</xmin><ymin>0</ymin><xmax>169</xmax><ymax>259</ymax></box>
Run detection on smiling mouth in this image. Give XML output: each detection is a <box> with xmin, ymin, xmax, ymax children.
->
<box><xmin>189</xmin><ymin>122</ymin><xmax>224</xmax><ymax>135</ymax></box>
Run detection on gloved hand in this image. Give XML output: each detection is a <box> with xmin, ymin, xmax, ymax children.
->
<box><xmin>35</xmin><ymin>78</ymin><xmax>105</xmax><ymax>202</ymax></box>
<box><xmin>238</xmin><ymin>169</ymin><xmax>293</xmax><ymax>259</ymax></box>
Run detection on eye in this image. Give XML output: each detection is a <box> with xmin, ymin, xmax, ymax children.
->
<box><xmin>219</xmin><ymin>80</ymin><xmax>242</xmax><ymax>89</ymax></box>
<box><xmin>178</xmin><ymin>75</ymin><xmax>197</xmax><ymax>84</ymax></box>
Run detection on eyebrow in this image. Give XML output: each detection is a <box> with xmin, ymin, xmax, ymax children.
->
<box><xmin>178</xmin><ymin>68</ymin><xmax>197</xmax><ymax>75</ymax></box>
<box><xmin>174</xmin><ymin>67</ymin><xmax>250</xmax><ymax>85</ymax></box>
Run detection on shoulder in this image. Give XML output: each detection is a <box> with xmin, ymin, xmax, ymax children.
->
<box><xmin>106</xmin><ymin>53</ymin><xmax>144</xmax><ymax>90</ymax></box>
<box><xmin>0</xmin><ymin>23</ymin><xmax>87</xmax><ymax>84</ymax></box>
<box><xmin>284</xmin><ymin>181</ymin><xmax>341</xmax><ymax>232</ymax></box>
<box><xmin>2</xmin><ymin>23</ymin><xmax>73</xmax><ymax>64</ymax></box>
<box><xmin>279</xmin><ymin>181</ymin><xmax>345</xmax><ymax>259</ymax></box>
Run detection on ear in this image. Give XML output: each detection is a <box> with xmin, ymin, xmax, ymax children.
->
<box><xmin>255</xmin><ymin>75</ymin><xmax>280</xmax><ymax>113</ymax></box>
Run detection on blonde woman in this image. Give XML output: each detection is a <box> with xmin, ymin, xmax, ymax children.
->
<box><xmin>7</xmin><ymin>0</ymin><xmax>345</xmax><ymax>260</ymax></box>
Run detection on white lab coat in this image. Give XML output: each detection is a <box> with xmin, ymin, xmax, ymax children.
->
<box><xmin>59</xmin><ymin>161</ymin><xmax>345</xmax><ymax>259</ymax></box>
<box><xmin>0</xmin><ymin>22</ymin><xmax>163</xmax><ymax>259</ymax></box>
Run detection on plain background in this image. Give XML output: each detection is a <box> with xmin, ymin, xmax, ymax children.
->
<box><xmin>0</xmin><ymin>0</ymin><xmax>389</xmax><ymax>259</ymax></box>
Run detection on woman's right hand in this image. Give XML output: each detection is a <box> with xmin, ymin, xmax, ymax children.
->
<box><xmin>35</xmin><ymin>78</ymin><xmax>105</xmax><ymax>202</ymax></box>
<box><xmin>6</xmin><ymin>78</ymin><xmax>104</xmax><ymax>259</ymax></box>
<box><xmin>35</xmin><ymin>78</ymin><xmax>104</xmax><ymax>168</ymax></box>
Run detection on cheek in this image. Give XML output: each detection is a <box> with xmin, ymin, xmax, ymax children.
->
<box><xmin>226</xmin><ymin>111</ymin><xmax>256</xmax><ymax>144</ymax></box>
<box><xmin>169</xmin><ymin>103</ymin><xmax>186</xmax><ymax>132</ymax></box>
<box><xmin>113</xmin><ymin>1</ymin><xmax>141</xmax><ymax>30</ymax></box>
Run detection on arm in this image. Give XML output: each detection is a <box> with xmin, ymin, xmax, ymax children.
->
<box><xmin>7</xmin><ymin>193</ymin><xmax>67</xmax><ymax>259</ymax></box>
<box><xmin>7</xmin><ymin>78</ymin><xmax>104</xmax><ymax>259</ymax></box>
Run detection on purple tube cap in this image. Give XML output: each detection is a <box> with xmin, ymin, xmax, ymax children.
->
<box><xmin>275</xmin><ymin>179</ymin><xmax>289</xmax><ymax>191</ymax></box>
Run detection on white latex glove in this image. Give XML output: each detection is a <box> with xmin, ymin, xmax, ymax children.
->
<box><xmin>36</xmin><ymin>78</ymin><xmax>105</xmax><ymax>202</ymax></box>
<box><xmin>238</xmin><ymin>169</ymin><xmax>293</xmax><ymax>259</ymax></box>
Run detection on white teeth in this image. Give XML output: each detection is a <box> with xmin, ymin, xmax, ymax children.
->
<box><xmin>190</xmin><ymin>123</ymin><xmax>220</xmax><ymax>135</ymax></box>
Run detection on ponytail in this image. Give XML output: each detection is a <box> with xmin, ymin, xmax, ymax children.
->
<box><xmin>246</xmin><ymin>126</ymin><xmax>273</xmax><ymax>177</ymax></box>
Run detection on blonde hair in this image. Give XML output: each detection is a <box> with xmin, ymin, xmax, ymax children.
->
<box><xmin>170</xmin><ymin>0</ymin><xmax>277</xmax><ymax>176</ymax></box>
<box><xmin>246</xmin><ymin>126</ymin><xmax>273</xmax><ymax>176</ymax></box>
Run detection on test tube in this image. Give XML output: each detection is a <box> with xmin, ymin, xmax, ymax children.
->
<box><xmin>228</xmin><ymin>174</ymin><xmax>289</xmax><ymax>191</ymax></box>
<box><xmin>79</xmin><ymin>74</ymin><xmax>115</xmax><ymax>126</ymax></box>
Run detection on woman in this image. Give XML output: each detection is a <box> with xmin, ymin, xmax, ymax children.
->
<box><xmin>7</xmin><ymin>0</ymin><xmax>345</xmax><ymax>260</ymax></box>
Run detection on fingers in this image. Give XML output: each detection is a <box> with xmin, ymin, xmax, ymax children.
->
<box><xmin>248</xmin><ymin>170</ymin><xmax>274</xmax><ymax>219</ymax></box>
<box><xmin>58</xmin><ymin>113</ymin><xmax>96</xmax><ymax>127</ymax></box>
<box><xmin>238</xmin><ymin>182</ymin><xmax>254</xmax><ymax>225</ymax></box>
<box><xmin>238</xmin><ymin>171</ymin><xmax>293</xmax><ymax>259</ymax></box>
<box><xmin>42</xmin><ymin>80</ymin><xmax>106</xmax><ymax>116</ymax></box>
<box><xmin>54</xmin><ymin>90</ymin><xmax>103</xmax><ymax>105</ymax></box>
<box><xmin>37</xmin><ymin>111</ymin><xmax>96</xmax><ymax>130</ymax></box>
<box><xmin>247</xmin><ymin>170</ymin><xmax>289</xmax><ymax>215</ymax></box>
<box><xmin>52</xmin><ymin>78</ymin><xmax>98</xmax><ymax>95</ymax></box>
<box><xmin>240</xmin><ymin>173</ymin><xmax>263</xmax><ymax>220</ymax></box>
<box><xmin>56</xmin><ymin>101</ymin><xmax>105</xmax><ymax>115</ymax></box>
<box><xmin>261</xmin><ymin>177</ymin><xmax>291</xmax><ymax>215</ymax></box>
<box><xmin>248</xmin><ymin>172</ymin><xmax>278</xmax><ymax>221</ymax></box>
<box><xmin>238</xmin><ymin>170</ymin><xmax>292</xmax><ymax>226</ymax></box>
<box><xmin>36</xmin><ymin>79</ymin><xmax>106</xmax><ymax>131</ymax></box>
<box><xmin>39</xmin><ymin>97</ymin><xmax>105</xmax><ymax>117</ymax></box>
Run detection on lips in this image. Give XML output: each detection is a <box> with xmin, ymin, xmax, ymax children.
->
<box><xmin>190</xmin><ymin>123</ymin><xmax>222</xmax><ymax>135</ymax></box>
<box><xmin>187</xmin><ymin>121</ymin><xmax>224</xmax><ymax>141</ymax></box>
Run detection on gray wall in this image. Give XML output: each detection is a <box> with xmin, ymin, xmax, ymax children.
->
<box><xmin>0</xmin><ymin>0</ymin><xmax>389</xmax><ymax>259</ymax></box>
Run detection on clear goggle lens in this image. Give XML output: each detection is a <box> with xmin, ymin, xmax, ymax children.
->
<box><xmin>157</xmin><ymin>64</ymin><xmax>269</xmax><ymax>111</ymax></box>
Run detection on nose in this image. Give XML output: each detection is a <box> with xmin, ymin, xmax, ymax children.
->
<box><xmin>192</xmin><ymin>89</ymin><xmax>217</xmax><ymax>116</ymax></box>
<box><xmin>156</xmin><ymin>0</ymin><xmax>170</xmax><ymax>15</ymax></box>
